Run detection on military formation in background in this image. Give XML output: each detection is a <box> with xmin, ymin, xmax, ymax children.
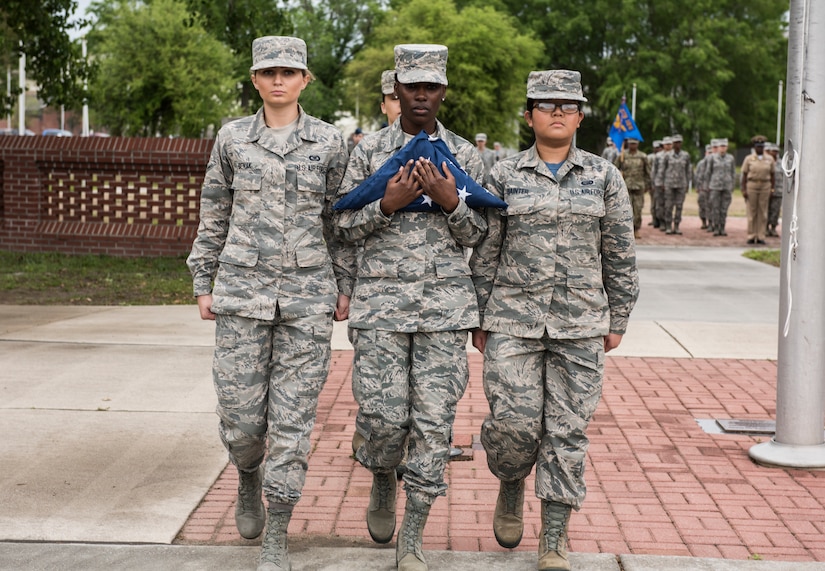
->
<box><xmin>612</xmin><ymin>133</ymin><xmax>782</xmax><ymax>245</ymax></box>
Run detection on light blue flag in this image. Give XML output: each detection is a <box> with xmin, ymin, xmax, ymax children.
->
<box><xmin>334</xmin><ymin>130</ymin><xmax>508</xmax><ymax>212</ymax></box>
<box><xmin>608</xmin><ymin>102</ymin><xmax>644</xmax><ymax>151</ymax></box>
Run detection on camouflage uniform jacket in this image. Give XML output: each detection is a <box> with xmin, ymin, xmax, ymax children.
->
<box><xmin>470</xmin><ymin>144</ymin><xmax>640</xmax><ymax>339</ymax></box>
<box><xmin>705</xmin><ymin>152</ymin><xmax>736</xmax><ymax>192</ymax></box>
<box><xmin>615</xmin><ymin>150</ymin><xmax>651</xmax><ymax>193</ymax></box>
<box><xmin>694</xmin><ymin>156</ymin><xmax>709</xmax><ymax>190</ymax></box>
<box><xmin>661</xmin><ymin>149</ymin><xmax>692</xmax><ymax>188</ymax></box>
<box><xmin>334</xmin><ymin>119</ymin><xmax>487</xmax><ymax>333</ymax></box>
<box><xmin>652</xmin><ymin>151</ymin><xmax>667</xmax><ymax>188</ymax></box>
<box><xmin>187</xmin><ymin>106</ymin><xmax>351</xmax><ymax>320</ymax></box>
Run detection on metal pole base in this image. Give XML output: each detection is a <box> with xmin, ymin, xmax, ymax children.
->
<box><xmin>749</xmin><ymin>439</ymin><xmax>825</xmax><ymax>469</ymax></box>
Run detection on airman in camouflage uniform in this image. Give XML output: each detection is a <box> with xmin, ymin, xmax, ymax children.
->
<box><xmin>651</xmin><ymin>136</ymin><xmax>672</xmax><ymax>230</ymax></box>
<box><xmin>706</xmin><ymin>138</ymin><xmax>736</xmax><ymax>236</ymax></box>
<box><xmin>646</xmin><ymin>140</ymin><xmax>662</xmax><ymax>227</ymax></box>
<box><xmin>186</xmin><ymin>36</ymin><xmax>351</xmax><ymax>571</ymax></box>
<box><xmin>660</xmin><ymin>134</ymin><xmax>692</xmax><ymax>235</ymax></box>
<box><xmin>333</xmin><ymin>44</ymin><xmax>486</xmax><ymax>571</ymax></box>
<box><xmin>614</xmin><ymin>137</ymin><xmax>651</xmax><ymax>237</ymax></box>
<box><xmin>766</xmin><ymin>143</ymin><xmax>783</xmax><ymax>237</ymax></box>
<box><xmin>693</xmin><ymin>140</ymin><xmax>717</xmax><ymax>230</ymax></box>
<box><xmin>470</xmin><ymin>70</ymin><xmax>639</xmax><ymax>571</ymax></box>
<box><xmin>381</xmin><ymin>69</ymin><xmax>401</xmax><ymax>126</ymax></box>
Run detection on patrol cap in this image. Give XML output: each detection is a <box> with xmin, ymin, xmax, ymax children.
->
<box><xmin>705</xmin><ymin>144</ymin><xmax>712</xmax><ymax>152</ymax></box>
<box><xmin>250</xmin><ymin>36</ymin><xmax>308</xmax><ymax>72</ymax></box>
<box><xmin>710</xmin><ymin>138</ymin><xmax>720</xmax><ymax>147</ymax></box>
<box><xmin>671</xmin><ymin>134</ymin><xmax>683</xmax><ymax>143</ymax></box>
<box><xmin>652</xmin><ymin>140</ymin><xmax>662</xmax><ymax>148</ymax></box>
<box><xmin>766</xmin><ymin>142</ymin><xmax>779</xmax><ymax>151</ymax></box>
<box><xmin>394</xmin><ymin>44</ymin><xmax>448</xmax><ymax>86</ymax></box>
<box><xmin>662</xmin><ymin>136</ymin><xmax>674</xmax><ymax>145</ymax></box>
<box><xmin>475</xmin><ymin>133</ymin><xmax>487</xmax><ymax>142</ymax></box>
<box><xmin>381</xmin><ymin>70</ymin><xmax>396</xmax><ymax>95</ymax></box>
<box><xmin>718</xmin><ymin>138</ymin><xmax>728</xmax><ymax>146</ymax></box>
<box><xmin>526</xmin><ymin>70</ymin><xmax>587</xmax><ymax>102</ymax></box>
<box><xmin>625</xmin><ymin>137</ymin><xmax>639</xmax><ymax>144</ymax></box>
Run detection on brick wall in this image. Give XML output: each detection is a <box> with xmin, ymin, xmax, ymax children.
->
<box><xmin>0</xmin><ymin>136</ymin><xmax>214</xmax><ymax>257</ymax></box>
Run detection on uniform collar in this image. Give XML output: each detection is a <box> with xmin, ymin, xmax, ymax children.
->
<box><xmin>243</xmin><ymin>105</ymin><xmax>318</xmax><ymax>155</ymax></box>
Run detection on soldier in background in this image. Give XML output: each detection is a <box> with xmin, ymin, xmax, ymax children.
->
<box><xmin>766</xmin><ymin>142</ymin><xmax>782</xmax><ymax>237</ymax></box>
<box><xmin>334</xmin><ymin>44</ymin><xmax>486</xmax><ymax>571</ymax></box>
<box><xmin>615</xmin><ymin>137</ymin><xmax>651</xmax><ymax>238</ymax></box>
<box><xmin>660</xmin><ymin>134</ymin><xmax>692</xmax><ymax>235</ymax></box>
<box><xmin>706</xmin><ymin>138</ymin><xmax>736</xmax><ymax>236</ymax></box>
<box><xmin>693</xmin><ymin>140</ymin><xmax>717</xmax><ymax>230</ymax></box>
<box><xmin>741</xmin><ymin>135</ymin><xmax>775</xmax><ymax>245</ymax></box>
<box><xmin>646</xmin><ymin>140</ymin><xmax>662</xmax><ymax>227</ymax></box>
<box><xmin>380</xmin><ymin>69</ymin><xmax>402</xmax><ymax>126</ymax></box>
<box><xmin>470</xmin><ymin>70</ymin><xmax>639</xmax><ymax>571</ymax></box>
<box><xmin>652</xmin><ymin>136</ymin><xmax>672</xmax><ymax>230</ymax></box>
<box><xmin>187</xmin><ymin>36</ymin><xmax>351</xmax><ymax>571</ymax></box>
<box><xmin>476</xmin><ymin>132</ymin><xmax>497</xmax><ymax>176</ymax></box>
<box><xmin>601</xmin><ymin>136</ymin><xmax>618</xmax><ymax>163</ymax></box>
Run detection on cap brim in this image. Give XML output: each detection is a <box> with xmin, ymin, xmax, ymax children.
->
<box><xmin>527</xmin><ymin>90</ymin><xmax>587</xmax><ymax>102</ymax></box>
<box><xmin>396</xmin><ymin>70</ymin><xmax>448</xmax><ymax>86</ymax></box>
<box><xmin>250</xmin><ymin>59</ymin><xmax>308</xmax><ymax>72</ymax></box>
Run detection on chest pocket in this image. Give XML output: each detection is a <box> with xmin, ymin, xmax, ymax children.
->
<box><xmin>570</xmin><ymin>191</ymin><xmax>605</xmax><ymax>217</ymax></box>
<box><xmin>230</xmin><ymin>169</ymin><xmax>262</xmax><ymax>225</ymax></box>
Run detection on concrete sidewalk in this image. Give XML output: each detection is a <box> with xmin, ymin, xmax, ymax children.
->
<box><xmin>2</xmin><ymin>245</ymin><xmax>824</xmax><ymax>570</ymax></box>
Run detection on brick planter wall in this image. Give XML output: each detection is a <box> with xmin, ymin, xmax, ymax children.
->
<box><xmin>0</xmin><ymin>136</ymin><xmax>214</xmax><ymax>257</ymax></box>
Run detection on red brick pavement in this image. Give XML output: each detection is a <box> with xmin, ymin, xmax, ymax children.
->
<box><xmin>177</xmin><ymin>352</ymin><xmax>825</xmax><ymax>563</ymax></box>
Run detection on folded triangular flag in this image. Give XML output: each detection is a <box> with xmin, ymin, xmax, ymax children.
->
<box><xmin>334</xmin><ymin>130</ymin><xmax>507</xmax><ymax>211</ymax></box>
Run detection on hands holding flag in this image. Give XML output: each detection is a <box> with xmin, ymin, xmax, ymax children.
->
<box><xmin>333</xmin><ymin>130</ymin><xmax>508</xmax><ymax>212</ymax></box>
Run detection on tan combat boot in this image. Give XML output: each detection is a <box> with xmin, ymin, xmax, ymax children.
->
<box><xmin>235</xmin><ymin>466</ymin><xmax>265</xmax><ymax>539</ymax></box>
<box><xmin>396</xmin><ymin>496</ymin><xmax>431</xmax><ymax>571</ymax></box>
<box><xmin>258</xmin><ymin>504</ymin><xmax>292</xmax><ymax>571</ymax></box>
<box><xmin>493</xmin><ymin>479</ymin><xmax>525</xmax><ymax>548</ymax></box>
<box><xmin>367</xmin><ymin>469</ymin><xmax>397</xmax><ymax>543</ymax></box>
<box><xmin>537</xmin><ymin>500</ymin><xmax>572</xmax><ymax>571</ymax></box>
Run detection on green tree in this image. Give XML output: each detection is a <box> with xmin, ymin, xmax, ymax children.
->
<box><xmin>468</xmin><ymin>0</ymin><xmax>787</xmax><ymax>154</ymax></box>
<box><xmin>345</xmin><ymin>0</ymin><xmax>542</xmax><ymax>146</ymax></box>
<box><xmin>87</xmin><ymin>0</ymin><xmax>235</xmax><ymax>137</ymax></box>
<box><xmin>0</xmin><ymin>0</ymin><xmax>92</xmax><ymax>116</ymax></box>
<box><xmin>290</xmin><ymin>0</ymin><xmax>386</xmax><ymax>123</ymax></box>
<box><xmin>184</xmin><ymin>0</ymin><xmax>293</xmax><ymax>113</ymax></box>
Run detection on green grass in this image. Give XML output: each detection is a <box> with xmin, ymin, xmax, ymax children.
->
<box><xmin>743</xmin><ymin>248</ymin><xmax>781</xmax><ymax>267</ymax></box>
<box><xmin>0</xmin><ymin>251</ymin><xmax>195</xmax><ymax>305</ymax></box>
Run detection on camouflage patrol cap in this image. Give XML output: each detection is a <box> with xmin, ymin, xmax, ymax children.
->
<box><xmin>475</xmin><ymin>133</ymin><xmax>487</xmax><ymax>142</ymax></box>
<box><xmin>705</xmin><ymin>144</ymin><xmax>712</xmax><ymax>152</ymax></box>
<box><xmin>381</xmin><ymin>70</ymin><xmax>396</xmax><ymax>95</ymax></box>
<box><xmin>653</xmin><ymin>140</ymin><xmax>662</xmax><ymax>148</ymax></box>
<box><xmin>671</xmin><ymin>134</ymin><xmax>683</xmax><ymax>143</ymax></box>
<box><xmin>718</xmin><ymin>138</ymin><xmax>728</xmax><ymax>146</ymax></box>
<box><xmin>526</xmin><ymin>70</ymin><xmax>587</xmax><ymax>102</ymax></box>
<box><xmin>662</xmin><ymin>136</ymin><xmax>674</xmax><ymax>145</ymax></box>
<box><xmin>710</xmin><ymin>138</ymin><xmax>720</xmax><ymax>147</ymax></box>
<box><xmin>394</xmin><ymin>44</ymin><xmax>448</xmax><ymax>86</ymax></box>
<box><xmin>250</xmin><ymin>36</ymin><xmax>308</xmax><ymax>72</ymax></box>
<box><xmin>626</xmin><ymin>137</ymin><xmax>639</xmax><ymax>144</ymax></box>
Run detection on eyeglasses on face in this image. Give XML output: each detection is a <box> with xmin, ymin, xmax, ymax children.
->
<box><xmin>532</xmin><ymin>102</ymin><xmax>580</xmax><ymax>114</ymax></box>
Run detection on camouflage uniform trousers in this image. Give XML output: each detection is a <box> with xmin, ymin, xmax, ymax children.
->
<box><xmin>709</xmin><ymin>189</ymin><xmax>733</xmax><ymax>233</ymax></box>
<box><xmin>351</xmin><ymin>328</ymin><xmax>469</xmax><ymax>506</ymax></box>
<box><xmin>768</xmin><ymin>192</ymin><xmax>782</xmax><ymax>231</ymax></box>
<box><xmin>653</xmin><ymin>186</ymin><xmax>666</xmax><ymax>227</ymax></box>
<box><xmin>663</xmin><ymin>185</ymin><xmax>688</xmax><ymax>228</ymax></box>
<box><xmin>697</xmin><ymin>189</ymin><xmax>710</xmax><ymax>224</ymax></box>
<box><xmin>480</xmin><ymin>332</ymin><xmax>604</xmax><ymax>510</ymax></box>
<box><xmin>213</xmin><ymin>311</ymin><xmax>333</xmax><ymax>506</ymax></box>
<box><xmin>628</xmin><ymin>189</ymin><xmax>645</xmax><ymax>231</ymax></box>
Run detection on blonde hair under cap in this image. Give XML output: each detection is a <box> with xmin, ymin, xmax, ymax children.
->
<box><xmin>394</xmin><ymin>44</ymin><xmax>448</xmax><ymax>86</ymax></box>
<box><xmin>250</xmin><ymin>36</ymin><xmax>308</xmax><ymax>73</ymax></box>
